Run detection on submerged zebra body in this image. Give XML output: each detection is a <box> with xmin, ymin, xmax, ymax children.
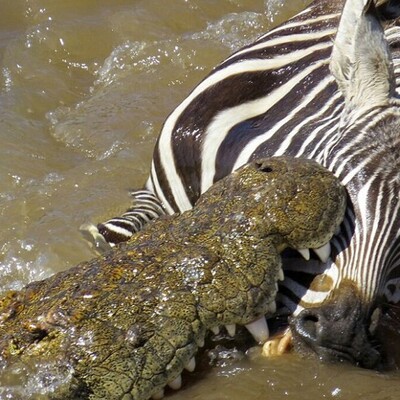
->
<box><xmin>86</xmin><ymin>0</ymin><xmax>400</xmax><ymax>368</ymax></box>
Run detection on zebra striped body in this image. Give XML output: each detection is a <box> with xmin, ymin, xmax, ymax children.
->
<box><xmin>90</xmin><ymin>0</ymin><xmax>400</xmax><ymax>367</ymax></box>
<box><xmin>148</xmin><ymin>0</ymin><xmax>400</xmax><ymax>214</ymax></box>
<box><xmin>149</xmin><ymin>1</ymin><xmax>343</xmax><ymax>214</ymax></box>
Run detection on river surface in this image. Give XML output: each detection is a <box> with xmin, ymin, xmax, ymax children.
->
<box><xmin>1</xmin><ymin>0</ymin><xmax>400</xmax><ymax>398</ymax></box>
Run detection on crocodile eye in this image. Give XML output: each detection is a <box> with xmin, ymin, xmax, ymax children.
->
<box><xmin>255</xmin><ymin>162</ymin><xmax>273</xmax><ymax>173</ymax></box>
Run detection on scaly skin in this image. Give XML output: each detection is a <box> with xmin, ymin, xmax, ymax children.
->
<box><xmin>0</xmin><ymin>157</ymin><xmax>346</xmax><ymax>400</ymax></box>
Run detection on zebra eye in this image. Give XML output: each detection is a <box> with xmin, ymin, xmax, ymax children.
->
<box><xmin>255</xmin><ymin>162</ymin><xmax>273</xmax><ymax>173</ymax></box>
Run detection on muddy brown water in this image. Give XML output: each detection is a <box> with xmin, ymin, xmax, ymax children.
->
<box><xmin>1</xmin><ymin>0</ymin><xmax>400</xmax><ymax>398</ymax></box>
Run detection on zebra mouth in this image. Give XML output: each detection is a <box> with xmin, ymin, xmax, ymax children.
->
<box><xmin>288</xmin><ymin>282</ymin><xmax>382</xmax><ymax>369</ymax></box>
<box><xmin>233</xmin><ymin>242</ymin><xmax>383</xmax><ymax>369</ymax></box>
<box><xmin>289</xmin><ymin>315</ymin><xmax>381</xmax><ymax>369</ymax></box>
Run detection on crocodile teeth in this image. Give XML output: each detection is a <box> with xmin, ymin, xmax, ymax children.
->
<box><xmin>313</xmin><ymin>242</ymin><xmax>331</xmax><ymax>263</ymax></box>
<box><xmin>278</xmin><ymin>268</ymin><xmax>284</xmax><ymax>281</ymax></box>
<box><xmin>196</xmin><ymin>337</ymin><xmax>205</xmax><ymax>347</ymax></box>
<box><xmin>152</xmin><ymin>389</ymin><xmax>164</xmax><ymax>399</ymax></box>
<box><xmin>268</xmin><ymin>301</ymin><xmax>277</xmax><ymax>314</ymax></box>
<box><xmin>297</xmin><ymin>248</ymin><xmax>310</xmax><ymax>260</ymax></box>
<box><xmin>225</xmin><ymin>324</ymin><xmax>236</xmax><ymax>337</ymax></box>
<box><xmin>211</xmin><ymin>326</ymin><xmax>220</xmax><ymax>335</ymax></box>
<box><xmin>168</xmin><ymin>375</ymin><xmax>182</xmax><ymax>390</ymax></box>
<box><xmin>245</xmin><ymin>316</ymin><xmax>269</xmax><ymax>343</ymax></box>
<box><xmin>185</xmin><ymin>357</ymin><xmax>196</xmax><ymax>372</ymax></box>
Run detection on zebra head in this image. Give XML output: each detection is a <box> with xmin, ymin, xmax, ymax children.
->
<box><xmin>290</xmin><ymin>0</ymin><xmax>400</xmax><ymax>368</ymax></box>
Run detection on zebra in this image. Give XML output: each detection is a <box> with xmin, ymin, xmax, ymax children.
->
<box><xmin>83</xmin><ymin>0</ymin><xmax>400</xmax><ymax>368</ymax></box>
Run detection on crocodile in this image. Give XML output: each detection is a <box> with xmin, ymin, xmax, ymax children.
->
<box><xmin>0</xmin><ymin>157</ymin><xmax>346</xmax><ymax>400</ymax></box>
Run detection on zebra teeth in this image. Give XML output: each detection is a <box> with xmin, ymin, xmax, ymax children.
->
<box><xmin>245</xmin><ymin>316</ymin><xmax>270</xmax><ymax>344</ymax></box>
<box><xmin>313</xmin><ymin>242</ymin><xmax>331</xmax><ymax>263</ymax></box>
<box><xmin>225</xmin><ymin>324</ymin><xmax>236</xmax><ymax>337</ymax></box>
<box><xmin>211</xmin><ymin>326</ymin><xmax>220</xmax><ymax>335</ymax></box>
<box><xmin>152</xmin><ymin>389</ymin><xmax>164</xmax><ymax>399</ymax></box>
<box><xmin>168</xmin><ymin>375</ymin><xmax>182</xmax><ymax>390</ymax></box>
<box><xmin>297</xmin><ymin>248</ymin><xmax>310</xmax><ymax>260</ymax></box>
<box><xmin>184</xmin><ymin>357</ymin><xmax>196</xmax><ymax>372</ymax></box>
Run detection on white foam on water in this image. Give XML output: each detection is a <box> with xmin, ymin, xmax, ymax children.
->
<box><xmin>0</xmin><ymin>357</ymin><xmax>75</xmax><ymax>398</ymax></box>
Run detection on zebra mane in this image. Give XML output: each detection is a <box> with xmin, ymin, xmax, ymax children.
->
<box><xmin>330</xmin><ymin>0</ymin><xmax>397</xmax><ymax>121</ymax></box>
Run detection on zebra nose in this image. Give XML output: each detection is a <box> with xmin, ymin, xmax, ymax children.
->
<box><xmin>291</xmin><ymin>309</ymin><xmax>322</xmax><ymax>345</ymax></box>
<box><xmin>289</xmin><ymin>283</ymin><xmax>381</xmax><ymax>368</ymax></box>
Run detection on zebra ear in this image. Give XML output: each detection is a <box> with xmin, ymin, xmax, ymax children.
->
<box><xmin>330</xmin><ymin>0</ymin><xmax>396</xmax><ymax>113</ymax></box>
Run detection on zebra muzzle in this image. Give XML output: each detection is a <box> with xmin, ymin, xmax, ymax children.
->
<box><xmin>289</xmin><ymin>281</ymin><xmax>381</xmax><ymax>369</ymax></box>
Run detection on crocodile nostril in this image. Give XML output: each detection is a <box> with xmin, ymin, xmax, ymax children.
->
<box><xmin>255</xmin><ymin>161</ymin><xmax>273</xmax><ymax>172</ymax></box>
<box><xmin>261</xmin><ymin>166</ymin><xmax>273</xmax><ymax>172</ymax></box>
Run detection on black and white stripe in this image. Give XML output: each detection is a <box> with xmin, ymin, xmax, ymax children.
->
<box><xmin>81</xmin><ymin>190</ymin><xmax>165</xmax><ymax>250</ymax></box>
<box><xmin>97</xmin><ymin>190</ymin><xmax>165</xmax><ymax>246</ymax></box>
<box><xmin>147</xmin><ymin>3</ymin><xmax>343</xmax><ymax>214</ymax></box>
<box><xmin>92</xmin><ymin>0</ymin><xmax>400</xmax><ymax>316</ymax></box>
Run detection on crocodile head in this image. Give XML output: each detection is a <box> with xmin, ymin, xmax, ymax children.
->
<box><xmin>0</xmin><ymin>156</ymin><xmax>346</xmax><ymax>399</ymax></box>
